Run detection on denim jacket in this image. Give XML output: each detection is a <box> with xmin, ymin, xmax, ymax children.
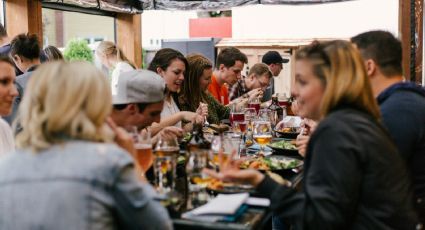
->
<box><xmin>0</xmin><ymin>141</ymin><xmax>172</xmax><ymax>230</ymax></box>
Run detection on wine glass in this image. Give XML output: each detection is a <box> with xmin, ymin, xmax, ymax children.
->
<box><xmin>253</xmin><ymin>120</ymin><xmax>273</xmax><ymax>156</ymax></box>
<box><xmin>248</xmin><ymin>97</ymin><xmax>261</xmax><ymax>115</ymax></box>
<box><xmin>153</xmin><ymin>136</ymin><xmax>179</xmax><ymax>194</ymax></box>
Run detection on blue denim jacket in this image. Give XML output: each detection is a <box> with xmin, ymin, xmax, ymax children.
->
<box><xmin>0</xmin><ymin>141</ymin><xmax>172</xmax><ymax>230</ymax></box>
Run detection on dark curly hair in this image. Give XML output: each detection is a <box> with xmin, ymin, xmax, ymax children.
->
<box><xmin>10</xmin><ymin>33</ymin><xmax>40</xmax><ymax>60</ymax></box>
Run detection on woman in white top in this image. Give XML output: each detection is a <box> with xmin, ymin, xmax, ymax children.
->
<box><xmin>0</xmin><ymin>57</ymin><xmax>18</xmax><ymax>155</ymax></box>
<box><xmin>96</xmin><ymin>41</ymin><xmax>135</xmax><ymax>95</ymax></box>
<box><xmin>148</xmin><ymin>48</ymin><xmax>206</xmax><ymax>132</ymax></box>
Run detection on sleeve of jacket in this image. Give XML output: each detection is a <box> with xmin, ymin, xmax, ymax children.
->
<box><xmin>112</xmin><ymin>162</ymin><xmax>172</xmax><ymax>230</ymax></box>
<box><xmin>257</xmin><ymin>123</ymin><xmax>363</xmax><ymax>229</ymax></box>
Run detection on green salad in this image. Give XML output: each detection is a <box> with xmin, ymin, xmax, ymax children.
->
<box><xmin>268</xmin><ymin>140</ymin><xmax>297</xmax><ymax>150</ymax></box>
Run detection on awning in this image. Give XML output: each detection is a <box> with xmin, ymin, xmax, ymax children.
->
<box><xmin>41</xmin><ymin>0</ymin><xmax>356</xmax><ymax>14</ymax></box>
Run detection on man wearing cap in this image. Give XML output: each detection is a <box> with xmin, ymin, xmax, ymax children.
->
<box><xmin>262</xmin><ymin>51</ymin><xmax>289</xmax><ymax>101</ymax></box>
<box><xmin>110</xmin><ymin>69</ymin><xmax>182</xmax><ymax>141</ymax></box>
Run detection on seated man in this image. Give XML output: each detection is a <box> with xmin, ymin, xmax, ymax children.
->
<box><xmin>208</xmin><ymin>47</ymin><xmax>247</xmax><ymax>105</ymax></box>
<box><xmin>229</xmin><ymin>63</ymin><xmax>272</xmax><ymax>101</ymax></box>
<box><xmin>110</xmin><ymin>69</ymin><xmax>182</xmax><ymax>144</ymax></box>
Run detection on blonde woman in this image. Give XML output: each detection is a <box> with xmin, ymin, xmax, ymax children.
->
<box><xmin>205</xmin><ymin>40</ymin><xmax>419</xmax><ymax>228</ymax></box>
<box><xmin>96</xmin><ymin>41</ymin><xmax>135</xmax><ymax>95</ymax></box>
<box><xmin>0</xmin><ymin>61</ymin><xmax>172</xmax><ymax>229</ymax></box>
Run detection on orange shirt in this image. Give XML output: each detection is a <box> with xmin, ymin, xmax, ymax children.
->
<box><xmin>208</xmin><ymin>74</ymin><xmax>229</xmax><ymax>105</ymax></box>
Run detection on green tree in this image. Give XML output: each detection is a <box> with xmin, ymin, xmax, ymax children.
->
<box><xmin>63</xmin><ymin>39</ymin><xmax>94</xmax><ymax>62</ymax></box>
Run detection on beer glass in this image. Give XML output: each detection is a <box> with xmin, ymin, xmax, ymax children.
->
<box><xmin>253</xmin><ymin>120</ymin><xmax>272</xmax><ymax>155</ymax></box>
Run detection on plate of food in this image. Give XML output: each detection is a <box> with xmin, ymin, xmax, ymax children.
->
<box><xmin>274</xmin><ymin>127</ymin><xmax>301</xmax><ymax>139</ymax></box>
<box><xmin>239</xmin><ymin>155</ymin><xmax>303</xmax><ymax>172</ymax></box>
<box><xmin>267</xmin><ymin>139</ymin><xmax>301</xmax><ymax>158</ymax></box>
<box><xmin>204</xmin><ymin>178</ymin><xmax>255</xmax><ymax>194</ymax></box>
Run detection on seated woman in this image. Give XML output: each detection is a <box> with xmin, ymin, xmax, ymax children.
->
<box><xmin>96</xmin><ymin>41</ymin><xmax>135</xmax><ymax>95</ymax></box>
<box><xmin>148</xmin><ymin>48</ymin><xmax>205</xmax><ymax>132</ymax></box>
<box><xmin>179</xmin><ymin>53</ymin><xmax>230</xmax><ymax>124</ymax></box>
<box><xmin>205</xmin><ymin>40</ymin><xmax>419</xmax><ymax>228</ymax></box>
<box><xmin>0</xmin><ymin>56</ymin><xmax>18</xmax><ymax>155</ymax></box>
<box><xmin>0</xmin><ymin>61</ymin><xmax>172</xmax><ymax>229</ymax></box>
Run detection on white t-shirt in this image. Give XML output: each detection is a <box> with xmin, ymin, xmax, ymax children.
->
<box><xmin>0</xmin><ymin>117</ymin><xmax>14</xmax><ymax>155</ymax></box>
<box><xmin>111</xmin><ymin>62</ymin><xmax>134</xmax><ymax>95</ymax></box>
<box><xmin>160</xmin><ymin>97</ymin><xmax>182</xmax><ymax>128</ymax></box>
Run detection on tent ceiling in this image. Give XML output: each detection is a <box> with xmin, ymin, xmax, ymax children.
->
<box><xmin>41</xmin><ymin>0</ymin><xmax>355</xmax><ymax>14</ymax></box>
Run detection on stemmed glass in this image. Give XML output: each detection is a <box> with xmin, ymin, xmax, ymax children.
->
<box><xmin>153</xmin><ymin>136</ymin><xmax>179</xmax><ymax>194</ymax></box>
<box><xmin>248</xmin><ymin>97</ymin><xmax>261</xmax><ymax>115</ymax></box>
<box><xmin>252</xmin><ymin>120</ymin><xmax>273</xmax><ymax>156</ymax></box>
<box><xmin>258</xmin><ymin>108</ymin><xmax>273</xmax><ymax>121</ymax></box>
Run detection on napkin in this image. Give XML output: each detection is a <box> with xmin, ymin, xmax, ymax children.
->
<box><xmin>182</xmin><ymin>193</ymin><xmax>249</xmax><ymax>222</ymax></box>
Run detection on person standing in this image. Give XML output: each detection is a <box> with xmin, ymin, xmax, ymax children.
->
<box><xmin>96</xmin><ymin>41</ymin><xmax>135</xmax><ymax>95</ymax></box>
<box><xmin>351</xmin><ymin>30</ymin><xmax>425</xmax><ymax>221</ymax></box>
<box><xmin>261</xmin><ymin>51</ymin><xmax>289</xmax><ymax>101</ymax></box>
<box><xmin>208</xmin><ymin>47</ymin><xmax>247</xmax><ymax>105</ymax></box>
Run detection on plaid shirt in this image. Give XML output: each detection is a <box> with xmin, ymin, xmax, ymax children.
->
<box><xmin>229</xmin><ymin>79</ymin><xmax>249</xmax><ymax>101</ymax></box>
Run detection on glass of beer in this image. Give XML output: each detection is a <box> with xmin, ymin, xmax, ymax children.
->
<box><xmin>253</xmin><ymin>120</ymin><xmax>273</xmax><ymax>155</ymax></box>
<box><xmin>154</xmin><ymin>136</ymin><xmax>179</xmax><ymax>194</ymax></box>
<box><xmin>133</xmin><ymin>129</ymin><xmax>154</xmax><ymax>173</ymax></box>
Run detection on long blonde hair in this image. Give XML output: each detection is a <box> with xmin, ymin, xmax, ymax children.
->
<box><xmin>96</xmin><ymin>41</ymin><xmax>135</xmax><ymax>68</ymax></box>
<box><xmin>296</xmin><ymin>40</ymin><xmax>380</xmax><ymax>120</ymax></box>
<box><xmin>15</xmin><ymin>61</ymin><xmax>114</xmax><ymax>151</ymax></box>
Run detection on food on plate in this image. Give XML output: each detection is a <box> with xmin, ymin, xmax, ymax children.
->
<box><xmin>277</xmin><ymin>127</ymin><xmax>300</xmax><ymax>133</ymax></box>
<box><xmin>240</xmin><ymin>156</ymin><xmax>301</xmax><ymax>171</ymax></box>
<box><xmin>268</xmin><ymin>140</ymin><xmax>297</xmax><ymax>150</ymax></box>
<box><xmin>209</xmin><ymin>124</ymin><xmax>230</xmax><ymax>133</ymax></box>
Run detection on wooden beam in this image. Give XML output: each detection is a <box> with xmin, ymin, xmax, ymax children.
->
<box><xmin>116</xmin><ymin>13</ymin><xmax>142</xmax><ymax>68</ymax></box>
<box><xmin>414</xmin><ymin>0</ymin><xmax>423</xmax><ymax>84</ymax></box>
<box><xmin>400</xmin><ymin>0</ymin><xmax>412</xmax><ymax>81</ymax></box>
<box><xmin>5</xmin><ymin>0</ymin><xmax>43</xmax><ymax>45</ymax></box>
<box><xmin>399</xmin><ymin>0</ymin><xmax>423</xmax><ymax>84</ymax></box>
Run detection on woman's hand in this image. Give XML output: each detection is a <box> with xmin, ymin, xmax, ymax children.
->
<box><xmin>196</xmin><ymin>102</ymin><xmax>208</xmax><ymax>117</ymax></box>
<box><xmin>295</xmin><ymin>134</ymin><xmax>309</xmax><ymax>157</ymax></box>
<box><xmin>203</xmin><ymin>151</ymin><xmax>265</xmax><ymax>187</ymax></box>
<box><xmin>152</xmin><ymin>126</ymin><xmax>183</xmax><ymax>144</ymax></box>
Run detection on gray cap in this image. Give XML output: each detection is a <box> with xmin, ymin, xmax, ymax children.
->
<box><xmin>113</xmin><ymin>69</ymin><xmax>166</xmax><ymax>105</ymax></box>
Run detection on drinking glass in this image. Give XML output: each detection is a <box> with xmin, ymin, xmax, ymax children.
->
<box><xmin>186</xmin><ymin>148</ymin><xmax>210</xmax><ymax>208</ymax></box>
<box><xmin>247</xmin><ymin>97</ymin><xmax>261</xmax><ymax>115</ymax></box>
<box><xmin>229</xmin><ymin>104</ymin><xmax>245</xmax><ymax>127</ymax></box>
<box><xmin>258</xmin><ymin>108</ymin><xmax>273</xmax><ymax>121</ymax></box>
<box><xmin>243</xmin><ymin>107</ymin><xmax>257</xmax><ymax>130</ymax></box>
<box><xmin>154</xmin><ymin>136</ymin><xmax>179</xmax><ymax>194</ymax></box>
<box><xmin>253</xmin><ymin>120</ymin><xmax>273</xmax><ymax>155</ymax></box>
<box><xmin>133</xmin><ymin>128</ymin><xmax>154</xmax><ymax>173</ymax></box>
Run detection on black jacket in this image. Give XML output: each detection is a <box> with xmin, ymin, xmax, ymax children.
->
<box><xmin>257</xmin><ymin>107</ymin><xmax>419</xmax><ymax>229</ymax></box>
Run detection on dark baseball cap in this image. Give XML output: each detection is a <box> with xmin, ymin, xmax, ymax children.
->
<box><xmin>262</xmin><ymin>51</ymin><xmax>289</xmax><ymax>65</ymax></box>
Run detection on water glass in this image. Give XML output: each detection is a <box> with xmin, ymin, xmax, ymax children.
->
<box><xmin>154</xmin><ymin>137</ymin><xmax>179</xmax><ymax>194</ymax></box>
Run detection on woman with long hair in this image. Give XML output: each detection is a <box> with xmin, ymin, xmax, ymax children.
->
<box><xmin>205</xmin><ymin>40</ymin><xmax>419</xmax><ymax>228</ymax></box>
<box><xmin>96</xmin><ymin>41</ymin><xmax>135</xmax><ymax>95</ymax></box>
<box><xmin>148</xmin><ymin>48</ymin><xmax>205</xmax><ymax>132</ymax></box>
<box><xmin>179</xmin><ymin>53</ymin><xmax>229</xmax><ymax>124</ymax></box>
<box><xmin>0</xmin><ymin>61</ymin><xmax>171</xmax><ymax>229</ymax></box>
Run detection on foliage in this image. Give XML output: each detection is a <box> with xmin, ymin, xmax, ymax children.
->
<box><xmin>63</xmin><ymin>39</ymin><xmax>94</xmax><ymax>62</ymax></box>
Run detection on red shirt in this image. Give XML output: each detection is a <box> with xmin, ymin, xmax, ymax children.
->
<box><xmin>208</xmin><ymin>74</ymin><xmax>229</xmax><ymax>105</ymax></box>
